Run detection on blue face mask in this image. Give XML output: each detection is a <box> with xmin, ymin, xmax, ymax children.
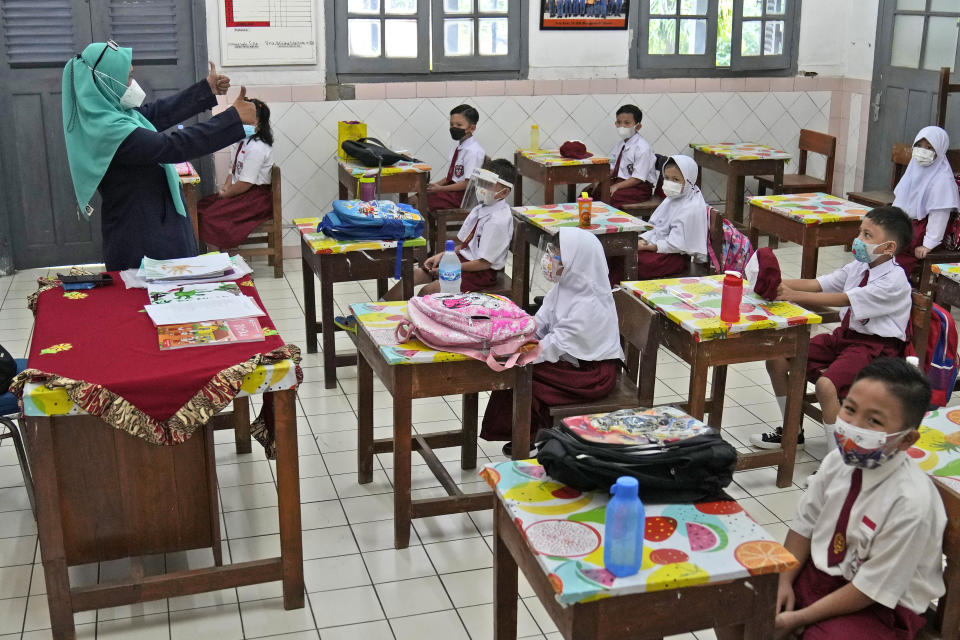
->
<box><xmin>242</xmin><ymin>124</ymin><xmax>256</xmax><ymax>138</ymax></box>
<box><xmin>851</xmin><ymin>237</ymin><xmax>889</xmax><ymax>263</ymax></box>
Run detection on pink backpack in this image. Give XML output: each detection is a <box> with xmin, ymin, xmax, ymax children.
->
<box><xmin>395</xmin><ymin>292</ymin><xmax>542</xmax><ymax>371</ymax></box>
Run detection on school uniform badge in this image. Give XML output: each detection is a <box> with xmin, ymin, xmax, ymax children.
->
<box><xmin>455</xmin><ymin>164</ymin><xmax>464</xmax><ymax>178</ymax></box>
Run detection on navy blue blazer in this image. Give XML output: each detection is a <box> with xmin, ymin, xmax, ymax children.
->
<box><xmin>98</xmin><ymin>81</ymin><xmax>244</xmax><ymax>271</ymax></box>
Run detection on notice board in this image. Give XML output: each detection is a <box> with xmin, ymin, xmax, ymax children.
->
<box><xmin>219</xmin><ymin>0</ymin><xmax>317</xmax><ymax>65</ymax></box>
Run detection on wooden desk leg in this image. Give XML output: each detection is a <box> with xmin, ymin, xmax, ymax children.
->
<box><xmin>514</xmin><ymin>175</ymin><xmax>524</xmax><ymax>206</ymax></box>
<box><xmin>725</xmin><ymin>174</ymin><xmax>745</xmax><ymax>224</ymax></box>
<box><xmin>566</xmin><ymin>183</ymin><xmax>576</xmax><ymax>202</ymax></box>
<box><xmin>686</xmin><ymin>350</ymin><xmax>710</xmax><ymax>421</ymax></box>
<box><xmin>599</xmin><ymin>174</ymin><xmax>611</xmax><ymax>204</ymax></box>
<box><xmin>302</xmin><ymin>255</ymin><xmax>318</xmax><ymax>355</ymax></box>
<box><xmin>401</xmin><ymin>250</ymin><xmax>416</xmax><ymax>299</ymax></box>
<box><xmin>511</xmin><ymin>231</ymin><xmax>531</xmax><ymax>308</ymax></box>
<box><xmin>376</xmin><ymin>279</ymin><xmax>388</xmax><ymax>300</ymax></box>
<box><xmin>319</xmin><ymin>264</ymin><xmax>338</xmax><ymax>389</ymax></box>
<box><xmin>393</xmin><ymin>368</ymin><xmax>413</xmax><ymax>549</ymax></box>
<box><xmin>708</xmin><ymin>365</ymin><xmax>728</xmax><ymax>429</ymax></box>
<box><xmin>232</xmin><ymin>397</ymin><xmax>252</xmax><ymax>455</ymax></box>
<box><xmin>418</xmin><ymin>174</ymin><xmax>429</xmax><ymax>216</ymax></box>
<box><xmin>777</xmin><ymin>330</ymin><xmax>809</xmax><ymax>488</ymax></box>
<box><xmin>511</xmin><ymin>367</ymin><xmax>533</xmax><ymax>461</ymax></box>
<box><xmin>938</xmin><ymin>549</ymin><xmax>960</xmax><ymax>640</ymax></box>
<box><xmin>462</xmin><ymin>393</ymin><xmax>479</xmax><ymax>471</ymax></box>
<box><xmin>357</xmin><ymin>352</ymin><xmax>375</xmax><ymax>485</ymax></box>
<box><xmin>800</xmin><ymin>227</ymin><xmax>819</xmax><ymax>279</ymax></box>
<box><xmin>28</xmin><ymin>418</ymin><xmax>78</xmax><ymax>640</ymax></box>
<box><xmin>273</xmin><ymin>389</ymin><xmax>305</xmax><ymax>609</ymax></box>
<box><xmin>543</xmin><ymin>177</ymin><xmax>555</xmax><ymax>205</ymax></box>
<box><xmin>338</xmin><ymin>177</ymin><xmax>348</xmax><ymax>200</ymax></box>
<box><xmin>493</xmin><ymin>502</ymin><xmax>519</xmax><ymax>640</ymax></box>
<box><xmin>623</xmin><ymin>235</ymin><xmax>639</xmax><ymax>282</ymax></box>
<box><xmin>715</xmin><ymin>574</ymin><xmax>778</xmax><ymax>640</ymax></box>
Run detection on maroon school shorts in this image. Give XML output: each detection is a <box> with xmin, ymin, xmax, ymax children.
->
<box><xmin>806</xmin><ymin>325</ymin><xmax>905</xmax><ymax>398</ymax></box>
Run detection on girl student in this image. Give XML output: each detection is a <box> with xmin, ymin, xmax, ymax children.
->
<box><xmin>480</xmin><ymin>227</ymin><xmax>623</xmax><ymax>456</ymax></box>
<box><xmin>891</xmin><ymin>125</ymin><xmax>960</xmax><ymax>276</ymax></box>
<box><xmin>198</xmin><ymin>98</ymin><xmax>276</xmax><ymax>250</ymax></box>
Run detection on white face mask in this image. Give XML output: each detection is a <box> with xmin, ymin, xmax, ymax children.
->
<box><xmin>912</xmin><ymin>147</ymin><xmax>936</xmax><ymax>167</ymax></box>
<box><xmin>616</xmin><ymin>126</ymin><xmax>635</xmax><ymax>139</ymax></box>
<box><xmin>833</xmin><ymin>417</ymin><xmax>911</xmax><ymax>469</ymax></box>
<box><xmin>661</xmin><ymin>179</ymin><xmax>684</xmax><ymax>198</ymax></box>
<box><xmin>119</xmin><ymin>78</ymin><xmax>146</xmax><ymax>109</ymax></box>
<box><xmin>477</xmin><ymin>188</ymin><xmax>499</xmax><ymax>206</ymax></box>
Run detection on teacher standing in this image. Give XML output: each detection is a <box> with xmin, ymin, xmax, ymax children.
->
<box><xmin>61</xmin><ymin>41</ymin><xmax>257</xmax><ymax>271</ymax></box>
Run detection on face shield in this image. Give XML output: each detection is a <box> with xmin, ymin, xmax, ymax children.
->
<box><xmin>461</xmin><ymin>167</ymin><xmax>513</xmax><ymax>210</ymax></box>
<box><xmin>529</xmin><ymin>234</ymin><xmax>563</xmax><ymax>298</ymax></box>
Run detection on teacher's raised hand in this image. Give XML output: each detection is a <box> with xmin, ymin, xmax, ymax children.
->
<box><xmin>206</xmin><ymin>61</ymin><xmax>230</xmax><ymax>95</ymax></box>
<box><xmin>232</xmin><ymin>86</ymin><xmax>257</xmax><ymax>125</ymax></box>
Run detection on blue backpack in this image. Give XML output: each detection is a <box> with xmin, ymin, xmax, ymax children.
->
<box><xmin>319</xmin><ymin>200</ymin><xmax>425</xmax><ymax>278</ymax></box>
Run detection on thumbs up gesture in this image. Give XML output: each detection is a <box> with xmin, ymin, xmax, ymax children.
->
<box><xmin>206</xmin><ymin>61</ymin><xmax>230</xmax><ymax>95</ymax></box>
<box><xmin>232</xmin><ymin>86</ymin><xmax>257</xmax><ymax>125</ymax></box>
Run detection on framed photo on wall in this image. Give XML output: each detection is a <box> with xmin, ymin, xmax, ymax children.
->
<box><xmin>540</xmin><ymin>0</ymin><xmax>629</xmax><ymax>30</ymax></box>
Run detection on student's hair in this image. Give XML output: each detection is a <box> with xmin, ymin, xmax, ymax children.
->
<box><xmin>483</xmin><ymin>158</ymin><xmax>516</xmax><ymax>186</ymax></box>
<box><xmin>853</xmin><ymin>357</ymin><xmax>931</xmax><ymax>429</ymax></box>
<box><xmin>864</xmin><ymin>205</ymin><xmax>912</xmax><ymax>253</ymax></box>
<box><xmin>247</xmin><ymin>98</ymin><xmax>273</xmax><ymax>146</ymax></box>
<box><xmin>450</xmin><ymin>103</ymin><xmax>479</xmax><ymax>126</ymax></box>
<box><xmin>616</xmin><ymin>104</ymin><xmax>643</xmax><ymax>124</ymax></box>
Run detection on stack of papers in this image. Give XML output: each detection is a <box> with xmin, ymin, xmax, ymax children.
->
<box><xmin>140</xmin><ymin>253</ymin><xmax>234</xmax><ymax>282</ymax></box>
<box><xmin>120</xmin><ymin>255</ymin><xmax>253</xmax><ymax>289</ymax></box>
<box><xmin>144</xmin><ymin>286</ymin><xmax>265</xmax><ymax>327</ymax></box>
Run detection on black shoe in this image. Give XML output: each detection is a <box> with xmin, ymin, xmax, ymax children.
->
<box><xmin>749</xmin><ymin>427</ymin><xmax>805</xmax><ymax>450</ymax></box>
<box><xmin>502</xmin><ymin>442</ymin><xmax>537</xmax><ymax>458</ymax></box>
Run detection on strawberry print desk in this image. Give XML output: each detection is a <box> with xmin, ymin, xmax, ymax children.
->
<box><xmin>485</xmin><ymin>456</ymin><xmax>797</xmax><ymax>639</ymax></box>
<box><xmin>933</xmin><ymin>263</ymin><xmax>960</xmax><ymax>310</ymax></box>
<box><xmin>350</xmin><ymin>300</ymin><xmax>533</xmax><ymax>549</ymax></box>
<box><xmin>293</xmin><ymin>216</ymin><xmax>426</xmax><ymax>388</ymax></box>
<box><xmin>623</xmin><ymin>276</ymin><xmax>822</xmax><ymax>486</ymax></box>
<box><xmin>510</xmin><ymin>202</ymin><xmax>649</xmax><ymax>307</ymax></box>
<box><xmin>690</xmin><ymin>142</ymin><xmax>792</xmax><ymax>225</ymax></box>
<box><xmin>514</xmin><ymin>148</ymin><xmax>612</xmax><ymax>206</ymax></box>
<box><xmin>337</xmin><ymin>158</ymin><xmax>432</xmax><ymax>210</ymax></box>
<box><xmin>748</xmin><ymin>193</ymin><xmax>870</xmax><ymax>278</ymax></box>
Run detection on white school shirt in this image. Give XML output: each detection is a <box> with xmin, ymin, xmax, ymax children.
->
<box><xmin>231</xmin><ymin>138</ymin><xmax>274</xmax><ymax>186</ymax></box>
<box><xmin>816</xmin><ymin>258</ymin><xmax>911</xmax><ymax>341</ymax></box>
<box><xmin>608</xmin><ymin>132</ymin><xmax>657</xmax><ymax>184</ymax></box>
<box><xmin>792</xmin><ymin>449</ymin><xmax>946</xmax><ymax>614</ymax></box>
<box><xmin>456</xmin><ymin>198</ymin><xmax>513</xmax><ymax>270</ymax></box>
<box><xmin>447</xmin><ymin>135</ymin><xmax>485</xmax><ymax>184</ymax></box>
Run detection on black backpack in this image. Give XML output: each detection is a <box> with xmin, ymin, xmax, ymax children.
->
<box><xmin>535</xmin><ymin>423</ymin><xmax>737</xmax><ymax>503</ymax></box>
<box><xmin>0</xmin><ymin>344</ymin><xmax>17</xmax><ymax>394</ymax></box>
<box><xmin>341</xmin><ymin>137</ymin><xmax>419</xmax><ymax>168</ymax></box>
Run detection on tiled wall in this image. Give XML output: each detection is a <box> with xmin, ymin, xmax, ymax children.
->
<box><xmin>212</xmin><ymin>76</ymin><xmax>872</xmax><ymax>250</ymax></box>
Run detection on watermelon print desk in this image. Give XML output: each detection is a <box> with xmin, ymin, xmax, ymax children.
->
<box><xmin>690</xmin><ymin>143</ymin><xmax>792</xmax><ymax>225</ymax></box>
<box><xmin>623</xmin><ymin>276</ymin><xmax>822</xmax><ymax>486</ymax></box>
<box><xmin>932</xmin><ymin>263</ymin><xmax>960</xmax><ymax>310</ymax></box>
<box><xmin>510</xmin><ymin>203</ymin><xmax>651</xmax><ymax>307</ymax></box>
<box><xmin>748</xmin><ymin>193</ymin><xmax>870</xmax><ymax>279</ymax></box>
<box><xmin>337</xmin><ymin>158</ymin><xmax>432</xmax><ymax>209</ymax></box>
<box><xmin>295</xmin><ymin>216</ymin><xmax>426</xmax><ymax>388</ymax></box>
<box><xmin>351</xmin><ymin>300</ymin><xmax>533</xmax><ymax>549</ymax></box>
<box><xmin>483</xmin><ymin>456</ymin><xmax>797</xmax><ymax>639</ymax></box>
<box><xmin>514</xmin><ymin>149</ymin><xmax>612</xmax><ymax>206</ymax></box>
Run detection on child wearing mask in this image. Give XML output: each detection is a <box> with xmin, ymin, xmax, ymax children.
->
<box><xmin>750</xmin><ymin>206</ymin><xmax>913</xmax><ymax>451</ymax></box>
<box><xmin>770</xmin><ymin>357</ymin><xmax>944</xmax><ymax>640</ymax></box>
<box><xmin>891</xmin><ymin>125</ymin><xmax>960</xmax><ymax>277</ymax></box>
<box><xmin>480</xmin><ymin>227</ymin><xmax>623</xmax><ymax>456</ymax></box>
<box><xmin>588</xmin><ymin>104</ymin><xmax>658</xmax><ymax>208</ymax></box>
<box><xmin>198</xmin><ymin>97</ymin><xmax>275</xmax><ymax>250</ymax></box>
<box><xmin>419</xmin><ymin>104</ymin><xmax>486</xmax><ymax>212</ymax></box>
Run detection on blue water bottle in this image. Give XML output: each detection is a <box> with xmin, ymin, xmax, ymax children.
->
<box><xmin>604</xmin><ymin>476</ymin><xmax>645</xmax><ymax>577</ymax></box>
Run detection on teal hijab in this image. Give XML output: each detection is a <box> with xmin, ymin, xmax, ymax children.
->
<box><xmin>62</xmin><ymin>42</ymin><xmax>185</xmax><ymax>220</ymax></box>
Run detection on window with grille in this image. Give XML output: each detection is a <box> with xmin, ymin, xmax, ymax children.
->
<box><xmin>887</xmin><ymin>0</ymin><xmax>960</xmax><ymax>72</ymax></box>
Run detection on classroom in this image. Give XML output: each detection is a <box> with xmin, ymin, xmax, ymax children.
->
<box><xmin>1</xmin><ymin>0</ymin><xmax>960</xmax><ymax>639</ymax></box>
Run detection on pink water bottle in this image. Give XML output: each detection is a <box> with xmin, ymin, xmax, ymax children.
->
<box><xmin>720</xmin><ymin>270</ymin><xmax>743</xmax><ymax>323</ymax></box>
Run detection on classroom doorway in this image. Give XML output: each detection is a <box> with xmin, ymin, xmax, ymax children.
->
<box><xmin>863</xmin><ymin>1</ymin><xmax>960</xmax><ymax>191</ymax></box>
<box><xmin>0</xmin><ymin>0</ymin><xmax>208</xmax><ymax>270</ymax></box>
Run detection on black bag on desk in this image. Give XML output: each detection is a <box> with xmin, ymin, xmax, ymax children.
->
<box><xmin>341</xmin><ymin>137</ymin><xmax>419</xmax><ymax>168</ymax></box>
<box><xmin>535</xmin><ymin>424</ymin><xmax>737</xmax><ymax>503</ymax></box>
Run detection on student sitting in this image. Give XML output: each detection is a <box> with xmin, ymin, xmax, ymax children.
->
<box><xmin>891</xmin><ymin>125</ymin><xmax>960</xmax><ymax>277</ymax></box>
<box><xmin>635</xmin><ymin>154</ymin><xmax>708</xmax><ymax>278</ymax></box>
<box><xmin>589</xmin><ymin>104</ymin><xmax>658</xmax><ymax>208</ymax></box>
<box><xmin>480</xmin><ymin>227</ymin><xmax>623</xmax><ymax>456</ymax></box>
<box><xmin>381</xmin><ymin>159</ymin><xmax>515</xmax><ymax>301</ymax></box>
<box><xmin>418</xmin><ymin>103</ymin><xmax>485</xmax><ymax>212</ymax></box>
<box><xmin>750</xmin><ymin>206</ymin><xmax>913</xmax><ymax>450</ymax></box>
<box><xmin>198</xmin><ymin>98</ymin><xmax>275</xmax><ymax>250</ymax></box>
<box><xmin>771</xmin><ymin>358</ymin><xmax>944</xmax><ymax>640</ymax></box>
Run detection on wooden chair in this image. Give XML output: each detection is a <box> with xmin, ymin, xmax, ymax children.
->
<box><xmin>425</xmin><ymin>208</ymin><xmax>469</xmax><ymax>255</ymax></box>
<box><xmin>619</xmin><ymin>195</ymin><xmax>664</xmax><ymax>221</ymax></box>
<box><xmin>547</xmin><ymin>288</ymin><xmax>659</xmax><ymax>423</ymax></box>
<box><xmin>846</xmin><ymin>143</ymin><xmax>913</xmax><ymax>208</ymax></box>
<box><xmin>756</xmin><ymin>129</ymin><xmax>837</xmax><ymax>196</ymax></box>
<box><xmin>220</xmin><ymin>165</ymin><xmax>284</xmax><ymax>278</ymax></box>
<box><xmin>802</xmin><ymin>291</ymin><xmax>932</xmax><ymax>422</ymax></box>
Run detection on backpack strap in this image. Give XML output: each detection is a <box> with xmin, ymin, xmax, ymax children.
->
<box><xmin>485</xmin><ymin>342</ymin><xmax>542</xmax><ymax>372</ymax></box>
<box><xmin>394</xmin><ymin>318</ymin><xmax>416</xmax><ymax>343</ymax></box>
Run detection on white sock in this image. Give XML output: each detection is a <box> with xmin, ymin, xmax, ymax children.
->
<box><xmin>823</xmin><ymin>422</ymin><xmax>836</xmax><ymax>443</ymax></box>
<box><xmin>775</xmin><ymin>396</ymin><xmax>787</xmax><ymax>420</ymax></box>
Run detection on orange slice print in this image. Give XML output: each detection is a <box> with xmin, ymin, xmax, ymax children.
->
<box><xmin>734</xmin><ymin>540</ymin><xmax>798</xmax><ymax>575</ymax></box>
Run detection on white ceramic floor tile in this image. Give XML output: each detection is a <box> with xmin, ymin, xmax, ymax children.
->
<box><xmin>307</xmin><ymin>585</ymin><xmax>384</xmax><ymax>629</ymax></box>
<box><xmin>458</xmin><ymin>601</ymin><xmax>543</xmax><ymax>639</ymax></box>
<box><xmin>389</xmin><ymin>609</ymin><xmax>469</xmax><ymax>640</ymax></box>
<box><xmin>376</xmin><ymin>575</ymin><xmax>452</xmax><ymax>618</ymax></box>
<box><xmin>440</xmin><ymin>568</ymin><xmax>494</xmax><ymax>608</ymax></box>
<box><xmin>351</xmin><ymin>520</ymin><xmax>420</xmax><ymax>553</ymax></box>
<box><xmin>239</xmin><ymin>597</ymin><xmax>318</xmax><ymax>638</ymax></box>
<box><xmin>304</xmin><ymin>554</ymin><xmax>370</xmax><ymax>593</ymax></box>
<box><xmin>340</xmin><ymin>494</ymin><xmax>394</xmax><ymax>524</ymax></box>
<box><xmin>97</xmin><ymin>613</ymin><xmax>170</xmax><ymax>640</ymax></box>
<box><xmin>424</xmin><ymin>537</ymin><xmax>492</xmax><ymax>574</ymax></box>
<box><xmin>316</xmin><ymin>620</ymin><xmax>392</xmax><ymax>640</ymax></box>
<box><xmin>412</xmin><ymin>512</ymin><xmax>482</xmax><ymax>544</ymax></box>
<box><xmin>362</xmin><ymin>545</ymin><xmax>435</xmax><ymax>583</ymax></box>
<box><xmin>170</xmin><ymin>603</ymin><xmax>244</xmax><ymax>640</ymax></box>
<box><xmin>302</xmin><ymin>525</ymin><xmax>359</xmax><ymax>560</ymax></box>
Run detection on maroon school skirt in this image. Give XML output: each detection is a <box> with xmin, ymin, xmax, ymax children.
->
<box><xmin>428</xmin><ymin>189</ymin><xmax>465</xmax><ymax>210</ymax></box>
<box><xmin>895</xmin><ymin>217</ymin><xmax>937</xmax><ymax>278</ymax></box>
<box><xmin>480</xmin><ymin>359</ymin><xmax>620</xmax><ymax>441</ymax></box>
<box><xmin>198</xmin><ymin>184</ymin><xmax>273</xmax><ymax>249</ymax></box>
<box><xmin>587</xmin><ymin>178</ymin><xmax>654</xmax><ymax>208</ymax></box>
<box><xmin>456</xmin><ymin>252</ymin><xmax>499</xmax><ymax>292</ymax></box>
<box><xmin>792</xmin><ymin>561</ymin><xmax>926</xmax><ymax>639</ymax></box>
<box><xmin>608</xmin><ymin>251</ymin><xmax>687</xmax><ymax>287</ymax></box>
<box><xmin>806</xmin><ymin>326</ymin><xmax>906</xmax><ymax>399</ymax></box>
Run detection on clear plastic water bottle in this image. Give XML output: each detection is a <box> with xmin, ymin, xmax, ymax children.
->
<box><xmin>604</xmin><ymin>476</ymin><xmax>645</xmax><ymax>577</ymax></box>
<box><xmin>437</xmin><ymin>240</ymin><xmax>462</xmax><ymax>293</ymax></box>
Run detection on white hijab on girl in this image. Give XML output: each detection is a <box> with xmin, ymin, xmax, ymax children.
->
<box><xmin>641</xmin><ymin>154</ymin><xmax>709</xmax><ymax>261</ymax></box>
<box><xmin>534</xmin><ymin>228</ymin><xmax>624</xmax><ymax>365</ymax></box>
<box><xmin>893</xmin><ymin>125</ymin><xmax>960</xmax><ymax>221</ymax></box>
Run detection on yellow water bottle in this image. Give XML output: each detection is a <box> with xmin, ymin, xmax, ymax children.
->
<box><xmin>530</xmin><ymin>124</ymin><xmax>540</xmax><ymax>151</ymax></box>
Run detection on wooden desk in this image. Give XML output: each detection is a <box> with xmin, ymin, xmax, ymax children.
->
<box><xmin>623</xmin><ymin>276</ymin><xmax>822</xmax><ymax>487</ymax></box>
<box><xmin>513</xmin><ymin>149</ymin><xmax>611</xmax><ymax>206</ymax></box>
<box><xmin>933</xmin><ymin>263</ymin><xmax>960</xmax><ymax>310</ymax></box>
<box><xmin>747</xmin><ymin>193</ymin><xmax>869</xmax><ymax>279</ymax></box>
<box><xmin>483</xmin><ymin>457</ymin><xmax>797</xmax><ymax>640</ymax></box>
<box><xmin>691</xmin><ymin>143</ymin><xmax>791</xmax><ymax>225</ymax></box>
<box><xmin>294</xmin><ymin>217</ymin><xmax>426</xmax><ymax>388</ymax></box>
<box><xmin>510</xmin><ymin>202</ymin><xmax>650</xmax><ymax>308</ymax></box>
<box><xmin>337</xmin><ymin>159</ymin><xmax>430</xmax><ymax>207</ymax></box>
<box><xmin>351</xmin><ymin>300</ymin><xmax>533</xmax><ymax>549</ymax></box>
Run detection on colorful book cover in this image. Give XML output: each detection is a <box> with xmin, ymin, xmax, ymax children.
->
<box><xmin>147</xmin><ymin>282</ymin><xmax>242</xmax><ymax>305</ymax></box>
<box><xmin>158</xmin><ymin>318</ymin><xmax>264</xmax><ymax>350</ymax></box>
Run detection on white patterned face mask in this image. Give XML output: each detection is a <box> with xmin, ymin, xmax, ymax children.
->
<box><xmin>912</xmin><ymin>146</ymin><xmax>936</xmax><ymax>167</ymax></box>
<box><xmin>833</xmin><ymin>417</ymin><xmax>911</xmax><ymax>469</ymax></box>
<box><xmin>540</xmin><ymin>243</ymin><xmax>563</xmax><ymax>282</ymax></box>
<box><xmin>661</xmin><ymin>179</ymin><xmax>684</xmax><ymax>198</ymax></box>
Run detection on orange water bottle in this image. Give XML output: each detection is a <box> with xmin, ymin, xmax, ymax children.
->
<box><xmin>720</xmin><ymin>270</ymin><xmax>743</xmax><ymax>323</ymax></box>
<box><xmin>578</xmin><ymin>191</ymin><xmax>592</xmax><ymax>228</ymax></box>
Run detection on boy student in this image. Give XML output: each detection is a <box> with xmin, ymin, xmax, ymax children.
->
<box><xmin>419</xmin><ymin>104</ymin><xmax>485</xmax><ymax>212</ymax></box>
<box><xmin>591</xmin><ymin>105</ymin><xmax>658</xmax><ymax>208</ymax></box>
<box><xmin>750</xmin><ymin>206</ymin><xmax>913</xmax><ymax>450</ymax></box>
<box><xmin>770</xmin><ymin>358</ymin><xmax>944</xmax><ymax>639</ymax></box>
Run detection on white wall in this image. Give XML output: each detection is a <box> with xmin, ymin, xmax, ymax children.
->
<box><xmin>796</xmin><ymin>0</ymin><xmax>878</xmax><ymax>80</ymax></box>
